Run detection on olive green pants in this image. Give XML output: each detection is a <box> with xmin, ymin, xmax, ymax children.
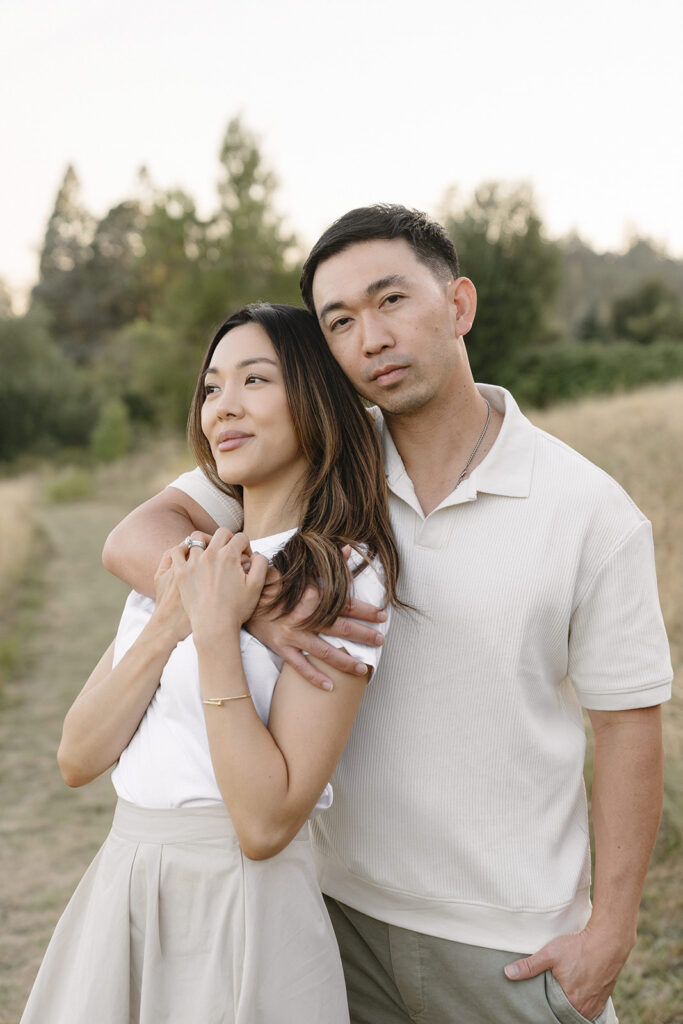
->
<box><xmin>325</xmin><ymin>897</ymin><xmax>619</xmax><ymax>1024</ymax></box>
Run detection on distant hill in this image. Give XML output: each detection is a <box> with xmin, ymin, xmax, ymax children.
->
<box><xmin>555</xmin><ymin>236</ymin><xmax>683</xmax><ymax>338</ymax></box>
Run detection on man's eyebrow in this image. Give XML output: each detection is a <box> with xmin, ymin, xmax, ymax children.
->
<box><xmin>203</xmin><ymin>357</ymin><xmax>279</xmax><ymax>376</ymax></box>
<box><xmin>319</xmin><ymin>275</ymin><xmax>409</xmax><ymax>323</ymax></box>
<box><xmin>366</xmin><ymin>274</ymin><xmax>409</xmax><ymax>296</ymax></box>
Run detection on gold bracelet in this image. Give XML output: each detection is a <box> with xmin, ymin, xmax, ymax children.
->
<box><xmin>202</xmin><ymin>694</ymin><xmax>251</xmax><ymax>706</ymax></box>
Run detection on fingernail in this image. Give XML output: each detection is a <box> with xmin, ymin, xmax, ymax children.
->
<box><xmin>354</xmin><ymin>663</ymin><xmax>369</xmax><ymax>675</ymax></box>
<box><xmin>504</xmin><ymin>965</ymin><xmax>519</xmax><ymax>979</ymax></box>
<box><xmin>377</xmin><ymin>611</ymin><xmax>387</xmax><ymax>622</ymax></box>
<box><xmin>321</xmin><ymin>680</ymin><xmax>334</xmax><ymax>691</ymax></box>
<box><xmin>374</xmin><ymin>634</ymin><xmax>385</xmax><ymax>645</ymax></box>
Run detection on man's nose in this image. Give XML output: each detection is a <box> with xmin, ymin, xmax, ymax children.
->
<box><xmin>360</xmin><ymin>314</ymin><xmax>396</xmax><ymax>357</ymax></box>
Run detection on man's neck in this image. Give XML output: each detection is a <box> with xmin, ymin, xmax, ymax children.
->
<box><xmin>384</xmin><ymin>382</ymin><xmax>504</xmax><ymax>517</ymax></box>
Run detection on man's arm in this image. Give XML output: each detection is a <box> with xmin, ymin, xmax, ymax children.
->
<box><xmin>103</xmin><ymin>485</ymin><xmax>386</xmax><ymax>684</ymax></box>
<box><xmin>505</xmin><ymin>704</ymin><xmax>664</xmax><ymax>1019</ymax></box>
<box><xmin>103</xmin><ymin>487</ymin><xmax>218</xmax><ymax>596</ymax></box>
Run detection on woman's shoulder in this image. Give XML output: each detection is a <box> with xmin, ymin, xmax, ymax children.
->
<box><xmin>346</xmin><ymin>547</ymin><xmax>387</xmax><ymax>609</ymax></box>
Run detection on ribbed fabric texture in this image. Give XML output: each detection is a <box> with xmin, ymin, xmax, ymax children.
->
<box><xmin>311</xmin><ymin>387</ymin><xmax>672</xmax><ymax>952</ymax></box>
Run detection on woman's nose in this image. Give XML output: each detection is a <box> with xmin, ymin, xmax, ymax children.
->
<box><xmin>215</xmin><ymin>387</ymin><xmax>243</xmax><ymax>419</ymax></box>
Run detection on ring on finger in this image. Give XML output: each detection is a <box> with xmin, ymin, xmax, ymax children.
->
<box><xmin>184</xmin><ymin>536</ymin><xmax>206</xmax><ymax>551</ymax></box>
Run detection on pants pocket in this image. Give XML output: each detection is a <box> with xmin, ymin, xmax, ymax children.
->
<box><xmin>544</xmin><ymin>971</ymin><xmax>616</xmax><ymax>1024</ymax></box>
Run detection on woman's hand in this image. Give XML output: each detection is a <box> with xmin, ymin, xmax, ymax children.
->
<box><xmin>171</xmin><ymin>528</ymin><xmax>269</xmax><ymax>640</ymax></box>
<box><xmin>150</xmin><ymin>547</ymin><xmax>192</xmax><ymax>646</ymax></box>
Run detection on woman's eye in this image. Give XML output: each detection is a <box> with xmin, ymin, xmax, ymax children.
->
<box><xmin>203</xmin><ymin>383</ymin><xmax>220</xmax><ymax>397</ymax></box>
<box><xmin>245</xmin><ymin>374</ymin><xmax>267</xmax><ymax>385</ymax></box>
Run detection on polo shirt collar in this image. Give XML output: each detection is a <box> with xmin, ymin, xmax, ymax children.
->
<box><xmin>377</xmin><ymin>384</ymin><xmax>536</xmax><ymax>514</ymax></box>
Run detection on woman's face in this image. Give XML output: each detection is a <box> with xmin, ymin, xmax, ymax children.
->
<box><xmin>201</xmin><ymin>322</ymin><xmax>308</xmax><ymax>493</ymax></box>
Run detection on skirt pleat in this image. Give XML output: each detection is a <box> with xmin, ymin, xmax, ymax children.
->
<box><xmin>20</xmin><ymin>799</ymin><xmax>348</xmax><ymax>1024</ymax></box>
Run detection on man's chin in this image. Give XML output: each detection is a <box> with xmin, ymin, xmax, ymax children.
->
<box><xmin>370</xmin><ymin>386</ymin><xmax>434</xmax><ymax>417</ymax></box>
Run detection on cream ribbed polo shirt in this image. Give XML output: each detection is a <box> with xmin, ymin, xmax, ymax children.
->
<box><xmin>168</xmin><ymin>385</ymin><xmax>672</xmax><ymax>954</ymax></box>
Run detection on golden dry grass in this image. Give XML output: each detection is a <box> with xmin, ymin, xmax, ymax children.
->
<box><xmin>0</xmin><ymin>476</ymin><xmax>39</xmax><ymax>601</ymax></box>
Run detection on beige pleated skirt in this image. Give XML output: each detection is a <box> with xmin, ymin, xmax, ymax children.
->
<box><xmin>21</xmin><ymin>799</ymin><xmax>349</xmax><ymax>1024</ymax></box>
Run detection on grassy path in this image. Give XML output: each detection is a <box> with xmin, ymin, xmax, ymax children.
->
<box><xmin>0</xmin><ymin>483</ymin><xmax>147</xmax><ymax>1022</ymax></box>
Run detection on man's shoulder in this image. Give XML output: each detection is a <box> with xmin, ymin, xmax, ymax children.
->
<box><xmin>530</xmin><ymin>423</ymin><xmax>647</xmax><ymax>530</ymax></box>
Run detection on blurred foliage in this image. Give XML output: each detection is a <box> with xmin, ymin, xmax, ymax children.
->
<box><xmin>442</xmin><ymin>183</ymin><xmax>563</xmax><ymax>382</ymax></box>
<box><xmin>0</xmin><ymin>306</ymin><xmax>96</xmax><ymax>461</ymax></box>
<box><xmin>90</xmin><ymin>399</ymin><xmax>132</xmax><ymax>462</ymax></box>
<box><xmin>3</xmin><ymin>119</ymin><xmax>683</xmax><ymax>467</ymax></box>
<box><xmin>609</xmin><ymin>280</ymin><xmax>683</xmax><ymax>345</ymax></box>
<box><xmin>504</xmin><ymin>340</ymin><xmax>683</xmax><ymax>408</ymax></box>
<box><xmin>44</xmin><ymin>466</ymin><xmax>96</xmax><ymax>504</ymax></box>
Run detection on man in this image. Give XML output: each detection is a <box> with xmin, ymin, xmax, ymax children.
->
<box><xmin>104</xmin><ymin>205</ymin><xmax>672</xmax><ymax>1024</ymax></box>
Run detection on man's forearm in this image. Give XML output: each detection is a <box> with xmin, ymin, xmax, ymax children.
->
<box><xmin>588</xmin><ymin>704</ymin><xmax>664</xmax><ymax>947</ymax></box>
<box><xmin>103</xmin><ymin>490</ymin><xmax>218</xmax><ymax>596</ymax></box>
<box><xmin>504</xmin><ymin>703</ymin><xmax>664</xmax><ymax>1017</ymax></box>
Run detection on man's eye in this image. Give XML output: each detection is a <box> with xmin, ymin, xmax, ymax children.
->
<box><xmin>383</xmin><ymin>294</ymin><xmax>402</xmax><ymax>306</ymax></box>
<box><xmin>331</xmin><ymin>317</ymin><xmax>351</xmax><ymax>331</ymax></box>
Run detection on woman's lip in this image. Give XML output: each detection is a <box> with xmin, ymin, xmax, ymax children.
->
<box><xmin>373</xmin><ymin>366</ymin><xmax>408</xmax><ymax>387</ymax></box>
<box><xmin>217</xmin><ymin>435</ymin><xmax>252</xmax><ymax>451</ymax></box>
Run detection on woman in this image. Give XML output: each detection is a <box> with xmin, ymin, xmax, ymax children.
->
<box><xmin>21</xmin><ymin>305</ymin><xmax>399</xmax><ymax>1024</ymax></box>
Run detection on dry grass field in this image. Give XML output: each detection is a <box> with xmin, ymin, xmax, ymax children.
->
<box><xmin>0</xmin><ymin>385</ymin><xmax>681</xmax><ymax>1023</ymax></box>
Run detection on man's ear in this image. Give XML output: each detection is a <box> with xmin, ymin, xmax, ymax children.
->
<box><xmin>448</xmin><ymin>277</ymin><xmax>477</xmax><ymax>338</ymax></box>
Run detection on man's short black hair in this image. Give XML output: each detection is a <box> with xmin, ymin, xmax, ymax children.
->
<box><xmin>300</xmin><ymin>203</ymin><xmax>460</xmax><ymax>314</ymax></box>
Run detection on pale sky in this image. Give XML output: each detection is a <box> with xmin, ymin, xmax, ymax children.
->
<box><xmin>2</xmin><ymin>0</ymin><xmax>682</xmax><ymax>306</ymax></box>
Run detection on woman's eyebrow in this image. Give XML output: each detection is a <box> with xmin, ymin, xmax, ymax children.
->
<box><xmin>203</xmin><ymin>357</ymin><xmax>278</xmax><ymax>377</ymax></box>
<box><xmin>235</xmin><ymin>357</ymin><xmax>279</xmax><ymax>369</ymax></box>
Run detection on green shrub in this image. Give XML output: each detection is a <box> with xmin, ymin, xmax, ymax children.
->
<box><xmin>0</xmin><ymin>308</ymin><xmax>96</xmax><ymax>462</ymax></box>
<box><xmin>90</xmin><ymin>398</ymin><xmax>132</xmax><ymax>462</ymax></box>
<box><xmin>45</xmin><ymin>467</ymin><xmax>95</xmax><ymax>504</ymax></box>
<box><xmin>505</xmin><ymin>339</ymin><xmax>683</xmax><ymax>407</ymax></box>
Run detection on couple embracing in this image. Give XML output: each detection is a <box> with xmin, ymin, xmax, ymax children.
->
<box><xmin>22</xmin><ymin>205</ymin><xmax>671</xmax><ymax>1024</ymax></box>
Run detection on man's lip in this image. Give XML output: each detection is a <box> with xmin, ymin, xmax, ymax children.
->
<box><xmin>370</xmin><ymin>364</ymin><xmax>408</xmax><ymax>385</ymax></box>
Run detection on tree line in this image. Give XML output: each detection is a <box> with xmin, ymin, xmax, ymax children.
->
<box><xmin>2</xmin><ymin>117</ymin><xmax>683</xmax><ymax>465</ymax></box>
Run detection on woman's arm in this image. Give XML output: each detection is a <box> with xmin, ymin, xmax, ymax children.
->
<box><xmin>198</xmin><ymin>640</ymin><xmax>367</xmax><ymax>860</ymax></box>
<box><xmin>57</xmin><ymin>554</ymin><xmax>190</xmax><ymax>787</ymax></box>
<box><xmin>172</xmin><ymin>531</ymin><xmax>371</xmax><ymax>860</ymax></box>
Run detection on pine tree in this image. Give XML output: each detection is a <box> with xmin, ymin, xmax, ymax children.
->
<box><xmin>32</xmin><ymin>166</ymin><xmax>95</xmax><ymax>360</ymax></box>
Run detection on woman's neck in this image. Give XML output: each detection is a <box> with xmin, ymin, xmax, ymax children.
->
<box><xmin>241</xmin><ymin>483</ymin><xmax>303</xmax><ymax>541</ymax></box>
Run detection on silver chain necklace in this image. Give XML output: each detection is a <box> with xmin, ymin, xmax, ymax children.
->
<box><xmin>455</xmin><ymin>398</ymin><xmax>491</xmax><ymax>488</ymax></box>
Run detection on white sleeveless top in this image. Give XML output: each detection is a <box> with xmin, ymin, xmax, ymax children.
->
<box><xmin>111</xmin><ymin>528</ymin><xmax>389</xmax><ymax>811</ymax></box>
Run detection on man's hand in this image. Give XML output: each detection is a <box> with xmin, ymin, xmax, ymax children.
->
<box><xmin>247</xmin><ymin>571</ymin><xmax>386</xmax><ymax>691</ymax></box>
<box><xmin>504</xmin><ymin>919</ymin><xmax>630</xmax><ymax>1019</ymax></box>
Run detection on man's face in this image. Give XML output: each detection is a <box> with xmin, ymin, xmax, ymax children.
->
<box><xmin>311</xmin><ymin>238</ymin><xmax>466</xmax><ymax>415</ymax></box>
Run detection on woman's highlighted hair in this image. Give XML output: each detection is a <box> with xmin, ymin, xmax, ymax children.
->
<box><xmin>188</xmin><ymin>303</ymin><xmax>400</xmax><ymax>629</ymax></box>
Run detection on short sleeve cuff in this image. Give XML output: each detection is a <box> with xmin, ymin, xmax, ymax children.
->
<box><xmin>318</xmin><ymin>554</ymin><xmax>390</xmax><ymax>673</ymax></box>
<box><xmin>576</xmin><ymin>677</ymin><xmax>672</xmax><ymax>711</ymax></box>
<box><xmin>167</xmin><ymin>468</ymin><xmax>243</xmax><ymax>532</ymax></box>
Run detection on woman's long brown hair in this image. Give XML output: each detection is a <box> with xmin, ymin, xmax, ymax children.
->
<box><xmin>187</xmin><ymin>303</ymin><xmax>400</xmax><ymax>630</ymax></box>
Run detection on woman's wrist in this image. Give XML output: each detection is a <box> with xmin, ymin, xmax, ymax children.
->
<box><xmin>145</xmin><ymin>609</ymin><xmax>186</xmax><ymax>650</ymax></box>
<box><xmin>192</xmin><ymin>617</ymin><xmax>243</xmax><ymax>649</ymax></box>
<box><xmin>195</xmin><ymin>631</ymin><xmax>248</xmax><ymax>701</ymax></box>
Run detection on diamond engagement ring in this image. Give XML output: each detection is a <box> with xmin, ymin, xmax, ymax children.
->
<box><xmin>184</xmin><ymin>536</ymin><xmax>206</xmax><ymax>550</ymax></box>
